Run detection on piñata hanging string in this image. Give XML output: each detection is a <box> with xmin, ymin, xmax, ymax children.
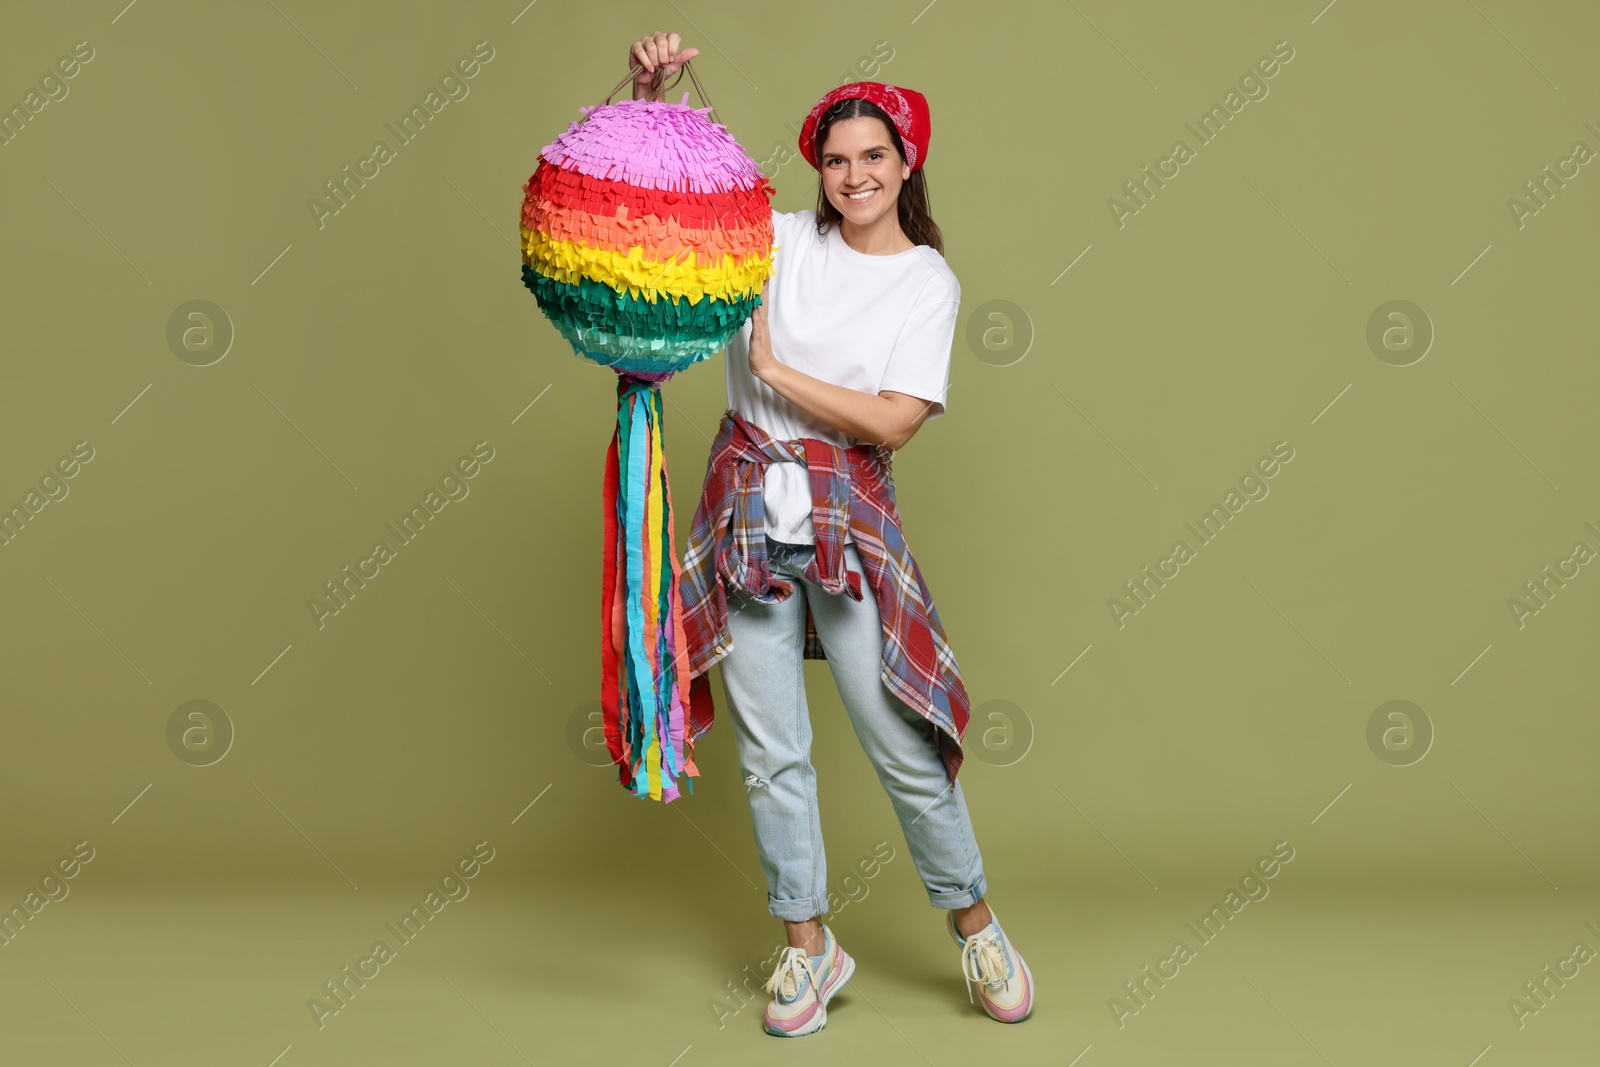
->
<box><xmin>519</xmin><ymin>60</ymin><xmax>775</xmax><ymax>802</ymax></box>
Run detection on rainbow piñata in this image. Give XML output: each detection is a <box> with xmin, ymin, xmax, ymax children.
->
<box><xmin>517</xmin><ymin>92</ymin><xmax>775</xmax><ymax>803</ymax></box>
<box><xmin>520</xmin><ymin>93</ymin><xmax>775</xmax><ymax>378</ymax></box>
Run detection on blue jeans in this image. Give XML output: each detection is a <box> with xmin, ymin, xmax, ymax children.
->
<box><xmin>718</xmin><ymin>534</ymin><xmax>988</xmax><ymax>921</ymax></box>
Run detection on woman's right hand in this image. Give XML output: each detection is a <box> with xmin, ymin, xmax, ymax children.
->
<box><xmin>628</xmin><ymin>32</ymin><xmax>699</xmax><ymax>101</ymax></box>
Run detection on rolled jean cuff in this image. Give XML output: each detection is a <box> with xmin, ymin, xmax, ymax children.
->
<box><xmin>927</xmin><ymin>872</ymin><xmax>987</xmax><ymax>910</ymax></box>
<box><xmin>769</xmin><ymin>892</ymin><xmax>828</xmax><ymax>922</ymax></box>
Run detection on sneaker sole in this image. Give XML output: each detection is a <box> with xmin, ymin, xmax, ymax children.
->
<box><xmin>763</xmin><ymin>949</ymin><xmax>856</xmax><ymax>1038</ymax></box>
<box><xmin>981</xmin><ymin>949</ymin><xmax>1033</xmax><ymax>1023</ymax></box>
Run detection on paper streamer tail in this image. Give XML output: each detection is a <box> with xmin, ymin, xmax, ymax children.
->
<box><xmin>599</xmin><ymin>372</ymin><xmax>702</xmax><ymax>803</ymax></box>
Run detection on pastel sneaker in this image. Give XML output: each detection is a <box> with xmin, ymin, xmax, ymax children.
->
<box><xmin>762</xmin><ymin>923</ymin><xmax>856</xmax><ymax>1037</ymax></box>
<box><xmin>947</xmin><ymin>909</ymin><xmax>1034</xmax><ymax>1022</ymax></box>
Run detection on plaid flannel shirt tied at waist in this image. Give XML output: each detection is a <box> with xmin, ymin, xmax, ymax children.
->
<box><xmin>679</xmin><ymin>407</ymin><xmax>972</xmax><ymax>784</ymax></box>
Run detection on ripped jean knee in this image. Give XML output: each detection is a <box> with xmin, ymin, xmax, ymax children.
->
<box><xmin>744</xmin><ymin>772</ymin><xmax>770</xmax><ymax>791</ymax></box>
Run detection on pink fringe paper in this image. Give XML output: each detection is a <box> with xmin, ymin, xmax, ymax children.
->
<box><xmin>540</xmin><ymin>93</ymin><xmax>765</xmax><ymax>195</ymax></box>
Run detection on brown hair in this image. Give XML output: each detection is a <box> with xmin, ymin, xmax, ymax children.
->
<box><xmin>811</xmin><ymin>97</ymin><xmax>943</xmax><ymax>255</ymax></box>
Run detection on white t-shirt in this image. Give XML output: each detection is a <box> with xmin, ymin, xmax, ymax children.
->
<box><xmin>724</xmin><ymin>208</ymin><xmax>960</xmax><ymax>545</ymax></box>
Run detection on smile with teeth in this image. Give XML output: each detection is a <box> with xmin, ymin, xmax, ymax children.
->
<box><xmin>846</xmin><ymin>188</ymin><xmax>878</xmax><ymax>201</ymax></box>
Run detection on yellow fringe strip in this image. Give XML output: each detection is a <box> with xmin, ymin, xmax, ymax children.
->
<box><xmin>521</xmin><ymin>224</ymin><xmax>774</xmax><ymax>305</ymax></box>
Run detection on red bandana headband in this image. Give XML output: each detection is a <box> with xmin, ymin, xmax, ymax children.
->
<box><xmin>798</xmin><ymin>81</ymin><xmax>932</xmax><ymax>174</ymax></box>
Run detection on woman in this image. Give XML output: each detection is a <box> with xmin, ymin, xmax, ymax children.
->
<box><xmin>628</xmin><ymin>31</ymin><xmax>1034</xmax><ymax>1037</ymax></box>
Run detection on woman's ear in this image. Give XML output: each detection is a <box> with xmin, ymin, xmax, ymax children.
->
<box><xmin>901</xmin><ymin>163</ymin><xmax>910</xmax><ymax>181</ymax></box>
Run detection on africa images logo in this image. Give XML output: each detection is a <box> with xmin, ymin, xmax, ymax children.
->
<box><xmin>307</xmin><ymin>441</ymin><xmax>495</xmax><ymax>630</ymax></box>
<box><xmin>306</xmin><ymin>41</ymin><xmax>496</xmax><ymax>231</ymax></box>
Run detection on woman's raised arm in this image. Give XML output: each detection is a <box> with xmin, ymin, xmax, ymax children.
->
<box><xmin>626</xmin><ymin>32</ymin><xmax>700</xmax><ymax>101</ymax></box>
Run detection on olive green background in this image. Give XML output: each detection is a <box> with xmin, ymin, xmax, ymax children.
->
<box><xmin>2</xmin><ymin>1</ymin><xmax>1596</xmax><ymax>1063</ymax></box>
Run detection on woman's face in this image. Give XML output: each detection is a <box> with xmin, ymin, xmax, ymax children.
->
<box><xmin>819</xmin><ymin>116</ymin><xmax>911</xmax><ymax>228</ymax></box>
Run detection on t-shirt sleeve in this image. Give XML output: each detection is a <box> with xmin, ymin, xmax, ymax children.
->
<box><xmin>878</xmin><ymin>272</ymin><xmax>959</xmax><ymax>420</ymax></box>
<box><xmin>767</xmin><ymin>208</ymin><xmax>794</xmax><ymax>284</ymax></box>
<box><xmin>770</xmin><ymin>208</ymin><xmax>797</xmax><ymax>249</ymax></box>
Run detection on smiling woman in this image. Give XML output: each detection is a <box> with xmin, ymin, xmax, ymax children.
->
<box><xmin>804</xmin><ymin>86</ymin><xmax>941</xmax><ymax>256</ymax></box>
<box><xmin>623</xmin><ymin>29</ymin><xmax>1036</xmax><ymax>1037</ymax></box>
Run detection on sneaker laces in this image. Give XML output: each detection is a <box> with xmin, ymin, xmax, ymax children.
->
<box><xmin>959</xmin><ymin>930</ymin><xmax>1013</xmax><ymax>1005</ymax></box>
<box><xmin>765</xmin><ymin>945</ymin><xmax>818</xmax><ymax>1003</ymax></box>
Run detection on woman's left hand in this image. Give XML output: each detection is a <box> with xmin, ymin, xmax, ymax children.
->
<box><xmin>747</xmin><ymin>282</ymin><xmax>777</xmax><ymax>380</ymax></box>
